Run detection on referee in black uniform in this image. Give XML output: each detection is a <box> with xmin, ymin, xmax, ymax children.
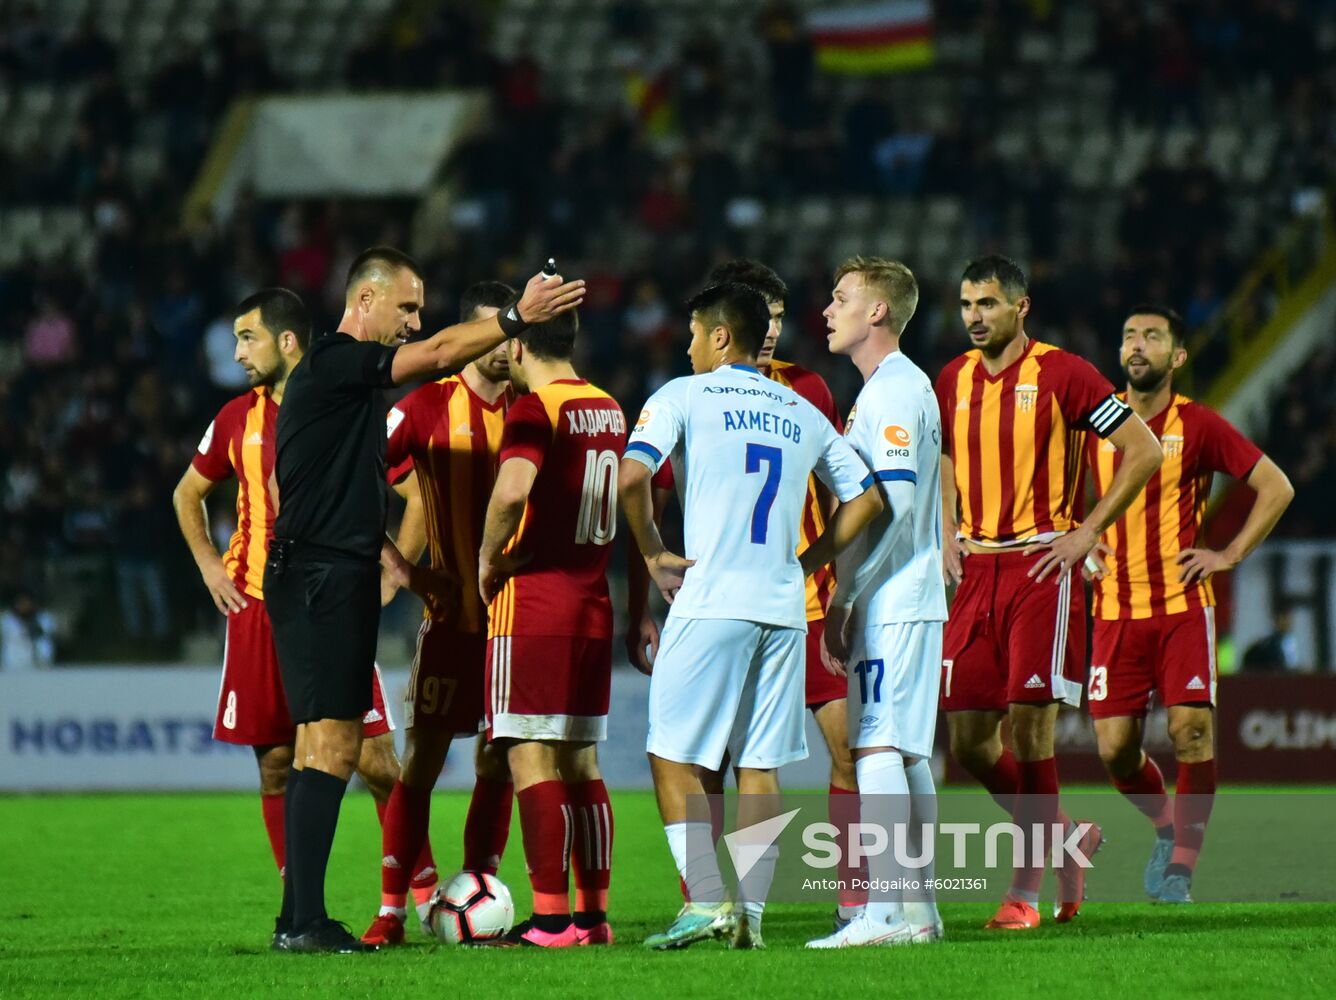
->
<box><xmin>267</xmin><ymin>246</ymin><xmax>584</xmax><ymax>952</ymax></box>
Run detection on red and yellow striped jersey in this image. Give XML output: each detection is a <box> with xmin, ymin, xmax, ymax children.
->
<box><xmin>489</xmin><ymin>380</ymin><xmax>626</xmax><ymax>640</ymax></box>
<box><xmin>386</xmin><ymin>376</ymin><xmax>513</xmax><ymax>633</ymax></box>
<box><xmin>935</xmin><ymin>340</ymin><xmax>1129</xmax><ymax>543</ymax></box>
<box><xmin>767</xmin><ymin>360</ymin><xmax>842</xmax><ymax>619</ymax></box>
<box><xmin>652</xmin><ymin>359</ymin><xmax>841</xmax><ymax>620</ymax></box>
<box><xmin>192</xmin><ymin>388</ymin><xmax>278</xmax><ymax>600</ymax></box>
<box><xmin>1087</xmin><ymin>393</ymin><xmax>1261</xmax><ymax>620</ymax></box>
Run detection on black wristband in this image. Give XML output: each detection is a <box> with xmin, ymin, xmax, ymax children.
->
<box><xmin>497</xmin><ymin>296</ymin><xmax>529</xmax><ymax>338</ymax></box>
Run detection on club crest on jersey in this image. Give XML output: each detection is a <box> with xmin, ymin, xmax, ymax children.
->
<box><xmin>1015</xmin><ymin>383</ymin><xmax>1038</xmax><ymax>412</ymax></box>
<box><xmin>845</xmin><ymin>404</ymin><xmax>857</xmax><ymax>434</ymax></box>
<box><xmin>1161</xmin><ymin>434</ymin><xmax>1184</xmax><ymax>458</ymax></box>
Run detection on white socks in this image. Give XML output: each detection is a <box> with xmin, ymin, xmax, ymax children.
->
<box><xmin>903</xmin><ymin>756</ymin><xmax>942</xmax><ymax>929</ymax></box>
<box><xmin>855</xmin><ymin>751</ymin><xmax>910</xmax><ymax>926</ymax></box>
<box><xmin>665</xmin><ymin>821</ymin><xmax>726</xmax><ymax>905</ymax></box>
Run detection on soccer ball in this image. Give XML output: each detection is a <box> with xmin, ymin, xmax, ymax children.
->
<box><xmin>427</xmin><ymin>871</ymin><xmax>515</xmax><ymax>945</ymax></box>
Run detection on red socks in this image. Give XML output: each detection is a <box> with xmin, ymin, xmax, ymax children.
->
<box><xmin>1011</xmin><ymin>757</ymin><xmax>1061</xmax><ymax>900</ymax></box>
<box><xmin>829</xmin><ymin>784</ymin><xmax>868</xmax><ymax>910</ymax></box>
<box><xmin>1170</xmin><ymin>759</ymin><xmax>1216</xmax><ymax>875</ymax></box>
<box><xmin>982</xmin><ymin>749</ymin><xmax>1022</xmax><ymax>813</ymax></box>
<box><xmin>517</xmin><ymin>780</ymin><xmax>572</xmax><ymax>916</ymax></box>
<box><xmin>1112</xmin><ymin>754</ymin><xmax>1174</xmax><ymax>830</ymax></box>
<box><xmin>261</xmin><ymin>792</ymin><xmax>285</xmax><ymax>877</ymax></box>
<box><xmin>567</xmin><ymin>779</ymin><xmax>614</xmax><ymax>915</ymax></box>
<box><xmin>462</xmin><ymin>776</ymin><xmax>514</xmax><ymax>874</ymax></box>
<box><xmin>377</xmin><ymin>783</ymin><xmax>439</xmax><ymax>909</ymax></box>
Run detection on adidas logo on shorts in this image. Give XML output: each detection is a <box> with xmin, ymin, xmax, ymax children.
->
<box><xmin>1186</xmin><ymin>676</ymin><xmax>1206</xmax><ymax>691</ymax></box>
<box><xmin>1024</xmin><ymin>674</ymin><xmax>1045</xmax><ymax>690</ymax></box>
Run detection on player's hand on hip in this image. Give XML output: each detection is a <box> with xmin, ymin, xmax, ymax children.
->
<box><xmin>1176</xmin><ymin>547</ymin><xmax>1233</xmax><ymax>585</ymax></box>
<box><xmin>201</xmin><ymin>557</ymin><xmax>247</xmax><ymax>614</ymax></box>
<box><xmin>517</xmin><ymin>270</ymin><xmax>586</xmax><ymax>323</ymax></box>
<box><xmin>410</xmin><ymin>566</ymin><xmax>461</xmax><ymax>619</ymax></box>
<box><xmin>626</xmin><ymin>614</ymin><xmax>660</xmax><ymax>676</ymax></box>
<box><xmin>647</xmin><ymin>551</ymin><xmax>695</xmax><ymax>604</ymax></box>
<box><xmin>1082</xmin><ymin>541</ymin><xmax>1113</xmax><ymax>582</ymax></box>
<box><xmin>1025</xmin><ymin>525</ymin><xmax>1097</xmax><ymax>583</ymax></box>
<box><xmin>943</xmin><ymin>536</ymin><xmax>967</xmax><ymax>586</ymax></box>
<box><xmin>479</xmin><ymin>551</ymin><xmax>529</xmax><ymax>605</ymax></box>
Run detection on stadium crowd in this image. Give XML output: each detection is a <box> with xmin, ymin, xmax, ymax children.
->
<box><xmin>0</xmin><ymin>0</ymin><xmax>1333</xmax><ymax>661</ymax></box>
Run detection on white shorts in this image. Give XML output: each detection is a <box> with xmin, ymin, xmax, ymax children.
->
<box><xmin>647</xmin><ymin>617</ymin><xmax>808</xmax><ymax>771</ymax></box>
<box><xmin>846</xmin><ymin>621</ymin><xmax>943</xmax><ymax>759</ymax></box>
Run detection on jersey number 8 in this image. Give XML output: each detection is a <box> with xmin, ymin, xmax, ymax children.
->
<box><xmin>576</xmin><ymin>449</ymin><xmax>619</xmax><ymax>545</ymax></box>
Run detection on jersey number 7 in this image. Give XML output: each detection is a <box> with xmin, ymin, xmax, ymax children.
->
<box><xmin>745</xmin><ymin>443</ymin><xmax>783</xmax><ymax>544</ymax></box>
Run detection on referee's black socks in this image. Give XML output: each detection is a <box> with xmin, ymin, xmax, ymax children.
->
<box><xmin>278</xmin><ymin>766</ymin><xmax>299</xmax><ymax>930</ymax></box>
<box><xmin>289</xmin><ymin>767</ymin><xmax>350</xmax><ymax>930</ymax></box>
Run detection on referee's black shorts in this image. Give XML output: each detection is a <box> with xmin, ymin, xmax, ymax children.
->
<box><xmin>264</xmin><ymin>540</ymin><xmax>381</xmax><ymax>725</ymax></box>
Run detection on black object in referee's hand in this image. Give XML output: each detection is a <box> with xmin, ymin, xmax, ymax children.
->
<box><xmin>542</xmin><ymin>258</ymin><xmax>558</xmax><ymax>277</ymax></box>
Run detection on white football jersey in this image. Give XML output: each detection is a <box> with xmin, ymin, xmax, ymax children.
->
<box><xmin>626</xmin><ymin>363</ymin><xmax>872</xmax><ymax>629</ymax></box>
<box><xmin>836</xmin><ymin>351</ymin><xmax>947</xmax><ymax>624</ymax></box>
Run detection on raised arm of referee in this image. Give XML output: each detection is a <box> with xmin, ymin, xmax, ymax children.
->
<box><xmin>267</xmin><ymin>247</ymin><xmax>583</xmax><ymax>953</ymax></box>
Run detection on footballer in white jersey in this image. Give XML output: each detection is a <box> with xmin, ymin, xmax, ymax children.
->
<box><xmin>835</xmin><ymin>349</ymin><xmax>946</xmax><ymax>757</ymax></box>
<box><xmin>806</xmin><ymin>258</ymin><xmax>946</xmax><ymax>951</ymax></box>
<box><xmin>620</xmin><ymin>283</ymin><xmax>884</xmax><ymax>952</ymax></box>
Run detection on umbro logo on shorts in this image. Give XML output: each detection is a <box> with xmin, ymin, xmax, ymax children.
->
<box><xmin>1024</xmin><ymin>674</ymin><xmax>1045</xmax><ymax>690</ymax></box>
<box><xmin>1186</xmin><ymin>676</ymin><xmax>1206</xmax><ymax>691</ymax></box>
<box><xmin>860</xmin><ymin>715</ymin><xmax>877</xmax><ymax>731</ymax></box>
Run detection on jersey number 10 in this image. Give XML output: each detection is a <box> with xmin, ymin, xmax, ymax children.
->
<box><xmin>576</xmin><ymin>449</ymin><xmax>619</xmax><ymax>545</ymax></box>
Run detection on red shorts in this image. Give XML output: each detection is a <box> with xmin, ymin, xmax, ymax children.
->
<box><xmin>804</xmin><ymin>618</ymin><xmax>845</xmax><ymax>708</ymax></box>
<box><xmin>485</xmin><ymin>634</ymin><xmax>611</xmax><ymax>743</ymax></box>
<box><xmin>1088</xmin><ymin>607</ymin><xmax>1217</xmax><ymax>719</ymax></box>
<box><xmin>214</xmin><ymin>598</ymin><xmax>393</xmax><ymax>746</ymax></box>
<box><xmin>941</xmin><ymin>550</ymin><xmax>1086</xmax><ymax>712</ymax></box>
<box><xmin>404</xmin><ymin>620</ymin><xmax>487</xmax><ymax>735</ymax></box>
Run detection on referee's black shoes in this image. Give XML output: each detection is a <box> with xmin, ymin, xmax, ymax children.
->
<box><xmin>270</xmin><ymin>917</ymin><xmax>290</xmax><ymax>952</ymax></box>
<box><xmin>283</xmin><ymin>918</ymin><xmax>378</xmax><ymax>954</ymax></box>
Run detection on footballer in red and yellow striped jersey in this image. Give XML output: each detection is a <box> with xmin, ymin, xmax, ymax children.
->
<box><xmin>178</xmin><ymin>296</ymin><xmax>394</xmax><ymax>748</ymax></box>
<box><xmin>1084</xmin><ymin>306</ymin><xmax>1293</xmax><ymax>904</ymax></box>
<box><xmin>386</xmin><ymin>360</ymin><xmax>514</xmax><ymax>728</ymax></box>
<box><xmin>936</xmin><ymin>257</ymin><xmax>1163</xmax><ymax>930</ymax></box>
<box><xmin>362</xmin><ymin>282</ymin><xmax>523</xmax><ymax>949</ymax></box>
<box><xmin>171</xmin><ymin>288</ymin><xmax>418</xmax><ymax>887</ymax></box>
<box><xmin>477</xmin><ymin>310</ymin><xmax>623</xmax><ymax>946</ymax></box>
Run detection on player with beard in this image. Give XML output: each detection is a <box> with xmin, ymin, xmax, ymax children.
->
<box><xmin>1084</xmin><ymin>305</ymin><xmax>1292</xmax><ymax>904</ymax></box>
<box><xmin>936</xmin><ymin>256</ymin><xmax>1163</xmax><ymax>929</ymax></box>
<box><xmin>172</xmin><ymin>288</ymin><xmax>436</xmax><ymax>917</ymax></box>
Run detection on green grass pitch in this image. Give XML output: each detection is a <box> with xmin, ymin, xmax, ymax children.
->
<box><xmin>2</xmin><ymin>790</ymin><xmax>1333</xmax><ymax>998</ymax></box>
